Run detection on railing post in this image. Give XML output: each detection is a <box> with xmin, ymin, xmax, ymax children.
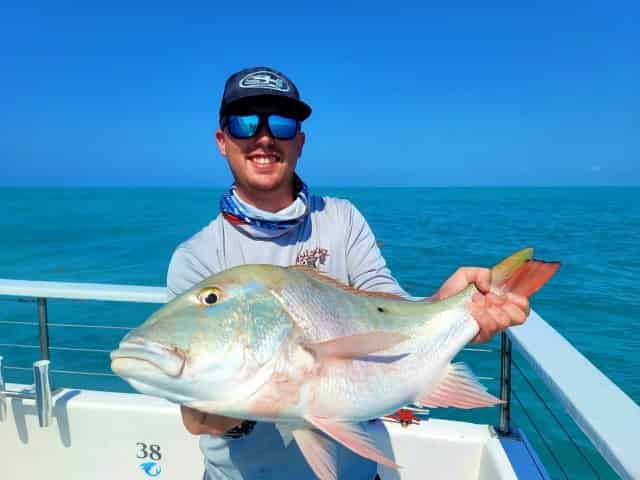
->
<box><xmin>37</xmin><ymin>297</ymin><xmax>50</xmax><ymax>360</ymax></box>
<box><xmin>0</xmin><ymin>355</ymin><xmax>6</xmax><ymax>421</ymax></box>
<box><xmin>498</xmin><ymin>332</ymin><xmax>512</xmax><ymax>435</ymax></box>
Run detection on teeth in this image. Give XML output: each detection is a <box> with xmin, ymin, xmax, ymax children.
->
<box><xmin>251</xmin><ymin>155</ymin><xmax>277</xmax><ymax>165</ymax></box>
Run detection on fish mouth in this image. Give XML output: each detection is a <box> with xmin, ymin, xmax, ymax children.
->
<box><xmin>110</xmin><ymin>336</ymin><xmax>187</xmax><ymax>378</ymax></box>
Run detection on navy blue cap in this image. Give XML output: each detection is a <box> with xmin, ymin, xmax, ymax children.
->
<box><xmin>219</xmin><ymin>67</ymin><xmax>312</xmax><ymax>121</ymax></box>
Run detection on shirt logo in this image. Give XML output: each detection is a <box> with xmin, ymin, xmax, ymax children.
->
<box><xmin>239</xmin><ymin>71</ymin><xmax>290</xmax><ymax>92</ymax></box>
<box><xmin>296</xmin><ymin>247</ymin><xmax>330</xmax><ymax>269</ymax></box>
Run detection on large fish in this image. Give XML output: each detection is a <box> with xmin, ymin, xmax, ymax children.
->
<box><xmin>111</xmin><ymin>248</ymin><xmax>558</xmax><ymax>479</ymax></box>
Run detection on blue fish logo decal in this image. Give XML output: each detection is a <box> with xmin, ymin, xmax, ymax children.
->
<box><xmin>140</xmin><ymin>461</ymin><xmax>162</xmax><ymax>477</ymax></box>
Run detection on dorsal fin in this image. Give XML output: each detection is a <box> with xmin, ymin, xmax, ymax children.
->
<box><xmin>286</xmin><ymin>265</ymin><xmax>406</xmax><ymax>301</ymax></box>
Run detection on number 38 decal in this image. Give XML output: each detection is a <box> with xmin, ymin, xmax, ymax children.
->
<box><xmin>137</xmin><ymin>442</ymin><xmax>163</xmax><ymax>461</ymax></box>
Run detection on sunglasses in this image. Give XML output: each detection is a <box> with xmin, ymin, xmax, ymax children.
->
<box><xmin>223</xmin><ymin>113</ymin><xmax>300</xmax><ymax>140</ymax></box>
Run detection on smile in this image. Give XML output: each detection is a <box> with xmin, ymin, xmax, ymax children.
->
<box><xmin>248</xmin><ymin>154</ymin><xmax>280</xmax><ymax>165</ymax></box>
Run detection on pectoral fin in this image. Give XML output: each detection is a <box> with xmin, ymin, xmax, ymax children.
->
<box><xmin>304</xmin><ymin>415</ymin><xmax>399</xmax><ymax>470</ymax></box>
<box><xmin>304</xmin><ymin>332</ymin><xmax>408</xmax><ymax>362</ymax></box>
<box><xmin>416</xmin><ymin>363</ymin><xmax>503</xmax><ymax>409</ymax></box>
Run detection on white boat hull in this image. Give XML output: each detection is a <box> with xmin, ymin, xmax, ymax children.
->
<box><xmin>0</xmin><ymin>384</ymin><xmax>521</xmax><ymax>480</ymax></box>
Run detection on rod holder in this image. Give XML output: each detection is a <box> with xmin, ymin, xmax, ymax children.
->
<box><xmin>33</xmin><ymin>360</ymin><xmax>52</xmax><ymax>427</ymax></box>
<box><xmin>0</xmin><ymin>357</ymin><xmax>55</xmax><ymax>427</ymax></box>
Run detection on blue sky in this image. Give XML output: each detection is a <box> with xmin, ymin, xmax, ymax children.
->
<box><xmin>1</xmin><ymin>1</ymin><xmax>638</xmax><ymax>187</ymax></box>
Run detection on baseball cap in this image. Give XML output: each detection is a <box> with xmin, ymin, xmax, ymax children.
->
<box><xmin>219</xmin><ymin>67</ymin><xmax>312</xmax><ymax>122</ymax></box>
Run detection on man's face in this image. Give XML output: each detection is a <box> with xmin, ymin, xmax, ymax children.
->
<box><xmin>215</xmin><ymin>113</ymin><xmax>305</xmax><ymax>208</ymax></box>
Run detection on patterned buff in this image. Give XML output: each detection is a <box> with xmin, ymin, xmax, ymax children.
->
<box><xmin>220</xmin><ymin>176</ymin><xmax>310</xmax><ymax>239</ymax></box>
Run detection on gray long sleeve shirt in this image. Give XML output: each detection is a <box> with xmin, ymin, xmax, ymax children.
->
<box><xmin>166</xmin><ymin>195</ymin><xmax>409</xmax><ymax>479</ymax></box>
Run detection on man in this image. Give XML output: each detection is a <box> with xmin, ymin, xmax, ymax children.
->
<box><xmin>167</xmin><ymin>66</ymin><xmax>529</xmax><ymax>479</ymax></box>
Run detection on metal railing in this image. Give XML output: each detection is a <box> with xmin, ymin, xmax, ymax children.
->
<box><xmin>0</xmin><ymin>278</ymin><xmax>167</xmax><ymax>378</ymax></box>
<box><xmin>0</xmin><ymin>279</ymin><xmax>166</xmax><ymax>428</ymax></box>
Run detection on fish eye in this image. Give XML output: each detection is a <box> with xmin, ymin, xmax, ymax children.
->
<box><xmin>198</xmin><ymin>287</ymin><xmax>222</xmax><ymax>306</ymax></box>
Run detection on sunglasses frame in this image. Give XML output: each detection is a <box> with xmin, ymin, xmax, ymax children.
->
<box><xmin>222</xmin><ymin>113</ymin><xmax>300</xmax><ymax>140</ymax></box>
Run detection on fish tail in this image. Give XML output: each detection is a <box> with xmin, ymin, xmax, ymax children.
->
<box><xmin>491</xmin><ymin>248</ymin><xmax>560</xmax><ymax>297</ymax></box>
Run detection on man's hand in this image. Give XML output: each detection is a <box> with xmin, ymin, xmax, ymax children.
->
<box><xmin>181</xmin><ymin>405</ymin><xmax>244</xmax><ymax>436</ymax></box>
<box><xmin>432</xmin><ymin>267</ymin><xmax>530</xmax><ymax>343</ymax></box>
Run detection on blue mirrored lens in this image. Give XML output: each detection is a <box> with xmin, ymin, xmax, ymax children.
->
<box><xmin>228</xmin><ymin>115</ymin><xmax>259</xmax><ymax>138</ymax></box>
<box><xmin>267</xmin><ymin>115</ymin><xmax>298</xmax><ymax>139</ymax></box>
<box><xmin>226</xmin><ymin>114</ymin><xmax>298</xmax><ymax>140</ymax></box>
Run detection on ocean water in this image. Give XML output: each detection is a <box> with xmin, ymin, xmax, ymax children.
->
<box><xmin>1</xmin><ymin>187</ymin><xmax>638</xmax><ymax>479</ymax></box>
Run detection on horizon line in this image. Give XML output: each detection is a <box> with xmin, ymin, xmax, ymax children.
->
<box><xmin>0</xmin><ymin>184</ymin><xmax>639</xmax><ymax>189</ymax></box>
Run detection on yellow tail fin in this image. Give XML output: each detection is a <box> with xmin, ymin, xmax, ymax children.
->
<box><xmin>491</xmin><ymin>248</ymin><xmax>560</xmax><ymax>297</ymax></box>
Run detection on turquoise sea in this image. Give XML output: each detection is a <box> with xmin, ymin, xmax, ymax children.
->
<box><xmin>1</xmin><ymin>187</ymin><xmax>638</xmax><ymax>479</ymax></box>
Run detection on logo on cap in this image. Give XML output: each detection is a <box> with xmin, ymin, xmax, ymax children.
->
<box><xmin>239</xmin><ymin>71</ymin><xmax>290</xmax><ymax>92</ymax></box>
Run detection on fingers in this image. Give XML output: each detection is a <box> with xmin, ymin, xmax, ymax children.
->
<box><xmin>433</xmin><ymin>264</ymin><xmax>530</xmax><ymax>344</ymax></box>
<box><xmin>470</xmin><ymin>292</ymin><xmax>531</xmax><ymax>343</ymax></box>
<box><xmin>472</xmin><ymin>268</ymin><xmax>492</xmax><ymax>294</ymax></box>
<box><xmin>507</xmin><ymin>293</ymin><xmax>530</xmax><ymax>315</ymax></box>
<box><xmin>502</xmin><ymin>300</ymin><xmax>528</xmax><ymax>326</ymax></box>
<box><xmin>181</xmin><ymin>405</ymin><xmax>207</xmax><ymax>435</ymax></box>
<box><xmin>180</xmin><ymin>406</ymin><xmax>244</xmax><ymax>436</ymax></box>
<box><xmin>201</xmin><ymin>415</ymin><xmax>244</xmax><ymax>435</ymax></box>
<box><xmin>434</xmin><ymin>267</ymin><xmax>492</xmax><ymax>300</ymax></box>
<box><xmin>470</xmin><ymin>302</ymin><xmax>509</xmax><ymax>343</ymax></box>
